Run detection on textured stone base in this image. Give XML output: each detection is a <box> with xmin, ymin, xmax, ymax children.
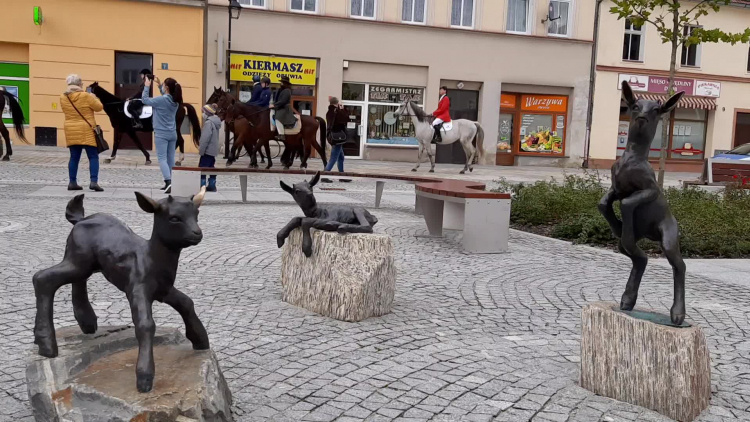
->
<box><xmin>580</xmin><ymin>302</ymin><xmax>711</xmax><ymax>422</ymax></box>
<box><xmin>26</xmin><ymin>325</ymin><xmax>233</xmax><ymax>422</ymax></box>
<box><xmin>281</xmin><ymin>228</ymin><xmax>396</xmax><ymax>322</ymax></box>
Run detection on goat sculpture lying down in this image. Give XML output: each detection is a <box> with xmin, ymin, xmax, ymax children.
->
<box><xmin>33</xmin><ymin>187</ymin><xmax>209</xmax><ymax>393</ymax></box>
<box><xmin>277</xmin><ymin>171</ymin><xmax>378</xmax><ymax>257</ymax></box>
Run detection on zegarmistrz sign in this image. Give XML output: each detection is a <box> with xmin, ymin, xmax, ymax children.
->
<box><xmin>230</xmin><ymin>54</ymin><xmax>317</xmax><ymax>86</ymax></box>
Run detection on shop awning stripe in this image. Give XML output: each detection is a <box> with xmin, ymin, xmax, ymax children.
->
<box><xmin>637</xmin><ymin>93</ymin><xmax>717</xmax><ymax>110</ymax></box>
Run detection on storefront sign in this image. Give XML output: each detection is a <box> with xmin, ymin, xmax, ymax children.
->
<box><xmin>500</xmin><ymin>94</ymin><xmax>517</xmax><ymax>109</ymax></box>
<box><xmin>368</xmin><ymin>85</ymin><xmax>424</xmax><ymax>104</ymax></box>
<box><xmin>521</xmin><ymin>95</ymin><xmax>568</xmax><ymax>113</ymax></box>
<box><xmin>229</xmin><ymin>54</ymin><xmax>318</xmax><ymax>86</ymax></box>
<box><xmin>618</xmin><ymin>73</ymin><xmax>720</xmax><ymax>97</ymax></box>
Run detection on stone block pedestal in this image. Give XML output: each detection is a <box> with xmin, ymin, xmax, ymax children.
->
<box><xmin>580</xmin><ymin>302</ymin><xmax>711</xmax><ymax>422</ymax></box>
<box><xmin>26</xmin><ymin>325</ymin><xmax>233</xmax><ymax>422</ymax></box>
<box><xmin>281</xmin><ymin>229</ymin><xmax>396</xmax><ymax>322</ymax></box>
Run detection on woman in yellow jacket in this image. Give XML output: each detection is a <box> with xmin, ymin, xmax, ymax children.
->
<box><xmin>60</xmin><ymin>74</ymin><xmax>104</xmax><ymax>191</ymax></box>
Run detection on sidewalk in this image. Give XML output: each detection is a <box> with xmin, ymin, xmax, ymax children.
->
<box><xmin>5</xmin><ymin>145</ymin><xmax>701</xmax><ymax>188</ymax></box>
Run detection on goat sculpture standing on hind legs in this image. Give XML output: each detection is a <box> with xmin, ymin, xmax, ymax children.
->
<box><xmin>599</xmin><ymin>81</ymin><xmax>686</xmax><ymax>325</ymax></box>
<box><xmin>32</xmin><ymin>187</ymin><xmax>209</xmax><ymax>393</ymax></box>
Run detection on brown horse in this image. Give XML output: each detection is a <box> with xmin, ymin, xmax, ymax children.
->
<box><xmin>0</xmin><ymin>88</ymin><xmax>28</xmax><ymax>161</ymax></box>
<box><xmin>220</xmin><ymin>103</ymin><xmax>273</xmax><ymax>167</ymax></box>
<box><xmin>209</xmin><ymin>88</ymin><xmax>327</xmax><ymax>169</ymax></box>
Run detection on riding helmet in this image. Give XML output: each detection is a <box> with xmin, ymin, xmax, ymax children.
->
<box><xmin>252</xmin><ymin>75</ymin><xmax>261</xmax><ymax>83</ymax></box>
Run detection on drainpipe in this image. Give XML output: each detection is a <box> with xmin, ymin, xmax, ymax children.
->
<box><xmin>582</xmin><ymin>0</ymin><xmax>604</xmax><ymax>168</ymax></box>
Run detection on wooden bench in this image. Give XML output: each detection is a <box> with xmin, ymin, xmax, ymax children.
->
<box><xmin>701</xmin><ymin>157</ymin><xmax>750</xmax><ymax>184</ymax></box>
<box><xmin>171</xmin><ymin>167</ymin><xmax>511</xmax><ymax>254</ymax></box>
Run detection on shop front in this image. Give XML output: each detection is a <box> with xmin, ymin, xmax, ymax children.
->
<box><xmin>497</xmin><ymin>93</ymin><xmax>568</xmax><ymax>165</ymax></box>
<box><xmin>229</xmin><ymin>53</ymin><xmax>319</xmax><ymax>118</ymax></box>
<box><xmin>615</xmin><ymin>74</ymin><xmax>718</xmax><ymax>163</ymax></box>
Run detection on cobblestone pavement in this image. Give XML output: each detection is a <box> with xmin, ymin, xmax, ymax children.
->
<box><xmin>0</xmin><ymin>161</ymin><xmax>747</xmax><ymax>422</ymax></box>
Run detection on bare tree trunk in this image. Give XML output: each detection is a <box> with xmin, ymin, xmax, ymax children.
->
<box><xmin>658</xmin><ymin>7</ymin><xmax>680</xmax><ymax>188</ymax></box>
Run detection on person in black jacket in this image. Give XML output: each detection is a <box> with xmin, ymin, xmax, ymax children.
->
<box><xmin>324</xmin><ymin>96</ymin><xmax>349</xmax><ymax>173</ymax></box>
<box><xmin>127</xmin><ymin>69</ymin><xmax>153</xmax><ymax>129</ymax></box>
<box><xmin>245</xmin><ymin>75</ymin><xmax>262</xmax><ymax>105</ymax></box>
<box><xmin>269</xmin><ymin>75</ymin><xmax>295</xmax><ymax>140</ymax></box>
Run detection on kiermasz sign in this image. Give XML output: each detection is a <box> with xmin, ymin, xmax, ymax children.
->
<box><xmin>230</xmin><ymin>54</ymin><xmax>318</xmax><ymax>86</ymax></box>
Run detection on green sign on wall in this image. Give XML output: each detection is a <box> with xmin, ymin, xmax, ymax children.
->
<box><xmin>0</xmin><ymin>62</ymin><xmax>30</xmax><ymax>127</ymax></box>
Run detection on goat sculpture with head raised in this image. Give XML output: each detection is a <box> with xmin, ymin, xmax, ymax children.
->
<box><xmin>277</xmin><ymin>171</ymin><xmax>378</xmax><ymax>257</ymax></box>
<box><xmin>33</xmin><ymin>187</ymin><xmax>209</xmax><ymax>393</ymax></box>
<box><xmin>599</xmin><ymin>80</ymin><xmax>686</xmax><ymax>325</ymax></box>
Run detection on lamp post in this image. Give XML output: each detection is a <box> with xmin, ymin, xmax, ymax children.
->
<box><xmin>226</xmin><ymin>0</ymin><xmax>242</xmax><ymax>90</ymax></box>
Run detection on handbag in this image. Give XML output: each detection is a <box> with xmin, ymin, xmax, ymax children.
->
<box><xmin>65</xmin><ymin>93</ymin><xmax>109</xmax><ymax>154</ymax></box>
<box><xmin>330</xmin><ymin>130</ymin><xmax>347</xmax><ymax>145</ymax></box>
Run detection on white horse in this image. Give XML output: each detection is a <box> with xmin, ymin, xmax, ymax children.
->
<box><xmin>394</xmin><ymin>99</ymin><xmax>485</xmax><ymax>174</ymax></box>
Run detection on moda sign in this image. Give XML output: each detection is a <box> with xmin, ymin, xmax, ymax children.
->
<box><xmin>617</xmin><ymin>73</ymin><xmax>721</xmax><ymax>97</ymax></box>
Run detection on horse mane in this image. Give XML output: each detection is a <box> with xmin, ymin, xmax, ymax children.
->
<box><xmin>408</xmin><ymin>101</ymin><xmax>431</xmax><ymax>123</ymax></box>
<box><xmin>90</xmin><ymin>83</ymin><xmax>121</xmax><ymax>104</ymax></box>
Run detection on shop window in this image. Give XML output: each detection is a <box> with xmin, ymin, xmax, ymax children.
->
<box><xmin>351</xmin><ymin>0</ymin><xmax>376</xmax><ymax>19</ymax></box>
<box><xmin>291</xmin><ymin>0</ymin><xmax>317</xmax><ymax>13</ymax></box>
<box><xmin>451</xmin><ymin>0</ymin><xmax>474</xmax><ymax>28</ymax></box>
<box><xmin>734</xmin><ymin>112</ymin><xmax>750</xmax><ymax>149</ymax></box>
<box><xmin>547</xmin><ymin>0</ymin><xmax>571</xmax><ymax>37</ymax></box>
<box><xmin>342</xmin><ymin>83</ymin><xmax>366</xmax><ymax>102</ymax></box>
<box><xmin>501</xmin><ymin>93</ymin><xmax>567</xmax><ymax>155</ymax></box>
<box><xmin>623</xmin><ymin>19</ymin><xmax>645</xmax><ymax>62</ymax></box>
<box><xmin>402</xmin><ymin>0</ymin><xmax>426</xmax><ymax>24</ymax></box>
<box><xmin>617</xmin><ymin>107</ymin><xmax>706</xmax><ymax>160</ymax></box>
<box><xmin>681</xmin><ymin>26</ymin><xmax>702</xmax><ymax>67</ymax></box>
<box><xmin>507</xmin><ymin>0</ymin><xmax>530</xmax><ymax>33</ymax></box>
<box><xmin>239</xmin><ymin>0</ymin><xmax>265</xmax><ymax>8</ymax></box>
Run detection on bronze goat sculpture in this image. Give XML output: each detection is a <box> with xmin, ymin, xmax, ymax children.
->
<box><xmin>277</xmin><ymin>171</ymin><xmax>378</xmax><ymax>257</ymax></box>
<box><xmin>599</xmin><ymin>80</ymin><xmax>686</xmax><ymax>325</ymax></box>
<box><xmin>33</xmin><ymin>187</ymin><xmax>209</xmax><ymax>393</ymax></box>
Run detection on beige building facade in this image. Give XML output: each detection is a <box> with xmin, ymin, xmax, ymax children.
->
<box><xmin>206</xmin><ymin>0</ymin><xmax>595</xmax><ymax>166</ymax></box>
<box><xmin>589</xmin><ymin>1</ymin><xmax>750</xmax><ymax>172</ymax></box>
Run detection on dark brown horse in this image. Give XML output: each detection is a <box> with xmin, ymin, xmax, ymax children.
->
<box><xmin>209</xmin><ymin>88</ymin><xmax>327</xmax><ymax>169</ymax></box>
<box><xmin>0</xmin><ymin>88</ymin><xmax>28</xmax><ymax>161</ymax></box>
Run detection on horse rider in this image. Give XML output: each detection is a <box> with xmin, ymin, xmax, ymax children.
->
<box><xmin>246</xmin><ymin>75</ymin><xmax>262</xmax><ymax>105</ymax></box>
<box><xmin>432</xmin><ymin>86</ymin><xmax>451</xmax><ymax>143</ymax></box>
<box><xmin>128</xmin><ymin>68</ymin><xmax>153</xmax><ymax>129</ymax></box>
<box><xmin>248</xmin><ymin>77</ymin><xmax>272</xmax><ymax>107</ymax></box>
<box><xmin>269</xmin><ymin>75</ymin><xmax>296</xmax><ymax>141</ymax></box>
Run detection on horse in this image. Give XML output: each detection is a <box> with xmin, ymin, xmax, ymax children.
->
<box><xmin>207</xmin><ymin>87</ymin><xmax>270</xmax><ymax>164</ymax></box>
<box><xmin>209</xmin><ymin>88</ymin><xmax>327</xmax><ymax>170</ymax></box>
<box><xmin>394</xmin><ymin>99</ymin><xmax>485</xmax><ymax>174</ymax></box>
<box><xmin>88</xmin><ymin>82</ymin><xmax>201</xmax><ymax>165</ymax></box>
<box><xmin>220</xmin><ymin>103</ymin><xmax>272</xmax><ymax>167</ymax></box>
<box><xmin>0</xmin><ymin>88</ymin><xmax>28</xmax><ymax>161</ymax></box>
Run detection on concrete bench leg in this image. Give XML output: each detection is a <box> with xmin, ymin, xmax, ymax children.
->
<box><xmin>443</xmin><ymin>201</ymin><xmax>465</xmax><ymax>230</ymax></box>
<box><xmin>240</xmin><ymin>175</ymin><xmax>248</xmax><ymax>202</ymax></box>
<box><xmin>419</xmin><ymin>196</ymin><xmax>444</xmax><ymax>236</ymax></box>
<box><xmin>415</xmin><ymin>194</ymin><xmax>423</xmax><ymax>216</ymax></box>
<box><xmin>375</xmin><ymin>181</ymin><xmax>385</xmax><ymax>208</ymax></box>
<box><xmin>171</xmin><ymin>170</ymin><xmax>201</xmax><ymax>197</ymax></box>
<box><xmin>462</xmin><ymin>198</ymin><xmax>510</xmax><ymax>253</ymax></box>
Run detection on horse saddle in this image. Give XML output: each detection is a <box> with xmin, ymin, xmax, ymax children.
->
<box><xmin>441</xmin><ymin>122</ymin><xmax>453</xmax><ymax>133</ymax></box>
<box><xmin>123</xmin><ymin>100</ymin><xmax>153</xmax><ymax>119</ymax></box>
<box><xmin>285</xmin><ymin>116</ymin><xmax>302</xmax><ymax>135</ymax></box>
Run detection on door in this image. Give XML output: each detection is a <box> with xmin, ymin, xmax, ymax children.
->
<box><xmin>436</xmin><ymin>89</ymin><xmax>480</xmax><ymax>164</ymax></box>
<box><xmin>734</xmin><ymin>112</ymin><xmax>750</xmax><ymax>148</ymax></box>
<box><xmin>115</xmin><ymin>52</ymin><xmax>153</xmax><ymax>149</ymax></box>
<box><xmin>342</xmin><ymin>104</ymin><xmax>364</xmax><ymax>158</ymax></box>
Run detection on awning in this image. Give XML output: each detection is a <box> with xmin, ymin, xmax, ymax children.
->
<box><xmin>637</xmin><ymin>93</ymin><xmax>717</xmax><ymax>110</ymax></box>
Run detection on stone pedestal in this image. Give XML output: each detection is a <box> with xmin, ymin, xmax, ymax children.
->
<box><xmin>580</xmin><ymin>302</ymin><xmax>711</xmax><ymax>422</ymax></box>
<box><xmin>26</xmin><ymin>325</ymin><xmax>233</xmax><ymax>422</ymax></box>
<box><xmin>281</xmin><ymin>228</ymin><xmax>396</xmax><ymax>322</ymax></box>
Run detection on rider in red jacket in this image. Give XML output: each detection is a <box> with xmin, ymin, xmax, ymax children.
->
<box><xmin>432</xmin><ymin>86</ymin><xmax>451</xmax><ymax>143</ymax></box>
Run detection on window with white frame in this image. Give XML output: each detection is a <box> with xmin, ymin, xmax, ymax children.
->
<box><xmin>239</xmin><ymin>0</ymin><xmax>265</xmax><ymax>8</ymax></box>
<box><xmin>291</xmin><ymin>0</ymin><xmax>317</xmax><ymax>13</ymax></box>
<box><xmin>507</xmin><ymin>0</ymin><xmax>530</xmax><ymax>33</ymax></box>
<box><xmin>451</xmin><ymin>0</ymin><xmax>474</xmax><ymax>28</ymax></box>
<box><xmin>402</xmin><ymin>0</ymin><xmax>426</xmax><ymax>24</ymax></box>
<box><xmin>547</xmin><ymin>0</ymin><xmax>571</xmax><ymax>36</ymax></box>
<box><xmin>681</xmin><ymin>25</ymin><xmax>702</xmax><ymax>67</ymax></box>
<box><xmin>351</xmin><ymin>0</ymin><xmax>376</xmax><ymax>18</ymax></box>
<box><xmin>622</xmin><ymin>19</ymin><xmax>645</xmax><ymax>62</ymax></box>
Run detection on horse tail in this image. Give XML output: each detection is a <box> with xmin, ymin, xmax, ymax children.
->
<box><xmin>183</xmin><ymin>103</ymin><xmax>201</xmax><ymax>148</ymax></box>
<box><xmin>65</xmin><ymin>194</ymin><xmax>85</xmax><ymax>225</ymax></box>
<box><xmin>1</xmin><ymin>90</ymin><xmax>27</xmax><ymax>143</ymax></box>
<box><xmin>472</xmin><ymin>122</ymin><xmax>485</xmax><ymax>164</ymax></box>
<box><xmin>316</xmin><ymin>116</ymin><xmax>327</xmax><ymax>159</ymax></box>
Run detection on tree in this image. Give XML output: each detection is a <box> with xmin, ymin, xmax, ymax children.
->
<box><xmin>609</xmin><ymin>0</ymin><xmax>750</xmax><ymax>187</ymax></box>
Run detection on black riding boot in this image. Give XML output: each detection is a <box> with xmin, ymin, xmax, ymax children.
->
<box><xmin>432</xmin><ymin>124</ymin><xmax>443</xmax><ymax>144</ymax></box>
<box><xmin>128</xmin><ymin>102</ymin><xmax>143</xmax><ymax>129</ymax></box>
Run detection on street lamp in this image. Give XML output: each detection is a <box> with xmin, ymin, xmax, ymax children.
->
<box><xmin>226</xmin><ymin>0</ymin><xmax>242</xmax><ymax>90</ymax></box>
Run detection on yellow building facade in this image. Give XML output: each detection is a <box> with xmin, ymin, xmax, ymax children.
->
<box><xmin>0</xmin><ymin>0</ymin><xmax>204</xmax><ymax>153</ymax></box>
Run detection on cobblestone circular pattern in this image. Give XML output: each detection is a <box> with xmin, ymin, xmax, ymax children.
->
<box><xmin>0</xmin><ymin>172</ymin><xmax>748</xmax><ymax>421</ymax></box>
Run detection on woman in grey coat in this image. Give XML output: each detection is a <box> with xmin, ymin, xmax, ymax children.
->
<box><xmin>269</xmin><ymin>75</ymin><xmax>296</xmax><ymax>140</ymax></box>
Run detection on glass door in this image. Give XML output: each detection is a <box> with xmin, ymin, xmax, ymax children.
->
<box><xmin>115</xmin><ymin>52</ymin><xmax>153</xmax><ymax>149</ymax></box>
<box><xmin>342</xmin><ymin>103</ymin><xmax>364</xmax><ymax>159</ymax></box>
<box><xmin>498</xmin><ymin>113</ymin><xmax>514</xmax><ymax>153</ymax></box>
